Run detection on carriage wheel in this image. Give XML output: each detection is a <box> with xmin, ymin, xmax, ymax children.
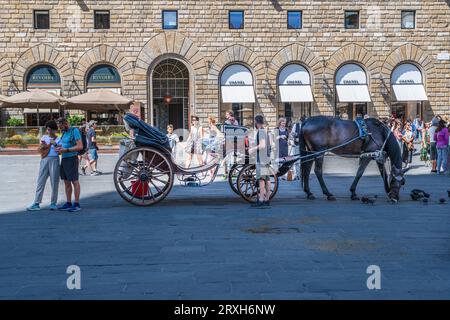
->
<box><xmin>228</xmin><ymin>164</ymin><xmax>243</xmax><ymax>195</ymax></box>
<box><xmin>114</xmin><ymin>147</ymin><xmax>174</xmax><ymax>206</ymax></box>
<box><xmin>236</xmin><ymin>164</ymin><xmax>279</xmax><ymax>203</ymax></box>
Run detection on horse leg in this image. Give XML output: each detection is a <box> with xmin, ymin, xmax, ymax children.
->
<box><xmin>302</xmin><ymin>160</ymin><xmax>315</xmax><ymax>200</ymax></box>
<box><xmin>314</xmin><ymin>156</ymin><xmax>335</xmax><ymax>201</ymax></box>
<box><xmin>377</xmin><ymin>162</ymin><xmax>390</xmax><ymax>194</ymax></box>
<box><xmin>349</xmin><ymin>157</ymin><xmax>371</xmax><ymax>200</ymax></box>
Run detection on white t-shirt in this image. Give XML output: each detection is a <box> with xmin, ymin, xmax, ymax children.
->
<box><xmin>428</xmin><ymin>126</ymin><xmax>437</xmax><ymax>143</ymax></box>
<box><xmin>40</xmin><ymin>135</ymin><xmax>61</xmax><ymax>157</ymax></box>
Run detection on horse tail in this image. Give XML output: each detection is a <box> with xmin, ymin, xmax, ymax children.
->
<box><xmin>299</xmin><ymin>124</ymin><xmax>306</xmax><ymax>189</ymax></box>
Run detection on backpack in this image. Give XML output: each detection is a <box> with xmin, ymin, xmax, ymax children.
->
<box><xmin>79</xmin><ymin>131</ymin><xmax>88</xmax><ymax>155</ymax></box>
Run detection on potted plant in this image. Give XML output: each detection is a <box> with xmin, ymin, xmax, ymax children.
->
<box><xmin>6</xmin><ymin>118</ymin><xmax>24</xmax><ymax>127</ymax></box>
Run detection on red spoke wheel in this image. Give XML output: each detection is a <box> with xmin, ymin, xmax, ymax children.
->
<box><xmin>114</xmin><ymin>147</ymin><xmax>174</xmax><ymax>206</ymax></box>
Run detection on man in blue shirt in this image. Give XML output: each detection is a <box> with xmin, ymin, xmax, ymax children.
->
<box><xmin>56</xmin><ymin>117</ymin><xmax>83</xmax><ymax>212</ymax></box>
<box><xmin>87</xmin><ymin>120</ymin><xmax>101</xmax><ymax>176</ymax></box>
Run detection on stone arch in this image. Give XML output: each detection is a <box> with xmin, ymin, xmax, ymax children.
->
<box><xmin>13</xmin><ymin>44</ymin><xmax>71</xmax><ymax>91</ymax></box>
<box><xmin>0</xmin><ymin>56</ymin><xmax>11</xmax><ymax>94</ymax></box>
<box><xmin>209</xmin><ymin>44</ymin><xmax>263</xmax><ymax>80</ymax></box>
<box><xmin>75</xmin><ymin>44</ymin><xmax>133</xmax><ymax>91</ymax></box>
<box><xmin>268</xmin><ymin>43</ymin><xmax>321</xmax><ymax>82</ymax></box>
<box><xmin>135</xmin><ymin>31</ymin><xmax>206</xmax><ymax>79</ymax></box>
<box><xmin>381</xmin><ymin>43</ymin><xmax>434</xmax><ymax>85</ymax></box>
<box><xmin>325</xmin><ymin>43</ymin><xmax>378</xmax><ymax>83</ymax></box>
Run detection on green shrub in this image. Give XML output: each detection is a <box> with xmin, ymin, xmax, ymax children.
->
<box><xmin>22</xmin><ymin>134</ymin><xmax>40</xmax><ymax>144</ymax></box>
<box><xmin>6</xmin><ymin>118</ymin><xmax>24</xmax><ymax>127</ymax></box>
<box><xmin>96</xmin><ymin>136</ymin><xmax>110</xmax><ymax>144</ymax></box>
<box><xmin>67</xmin><ymin>115</ymin><xmax>84</xmax><ymax>126</ymax></box>
<box><xmin>110</xmin><ymin>132</ymin><xmax>128</xmax><ymax>143</ymax></box>
<box><xmin>5</xmin><ymin>135</ymin><xmax>23</xmax><ymax>145</ymax></box>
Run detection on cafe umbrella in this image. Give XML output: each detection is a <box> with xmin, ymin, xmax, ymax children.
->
<box><xmin>1</xmin><ymin>89</ymin><xmax>66</xmax><ymax>126</ymax></box>
<box><xmin>65</xmin><ymin>90</ymin><xmax>133</xmax><ymax>112</ymax></box>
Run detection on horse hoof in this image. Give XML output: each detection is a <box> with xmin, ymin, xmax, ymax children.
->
<box><xmin>327</xmin><ymin>195</ymin><xmax>336</xmax><ymax>201</ymax></box>
<box><xmin>389</xmin><ymin>198</ymin><xmax>398</xmax><ymax>204</ymax></box>
<box><xmin>351</xmin><ymin>195</ymin><xmax>360</xmax><ymax>201</ymax></box>
<box><xmin>307</xmin><ymin>194</ymin><xmax>316</xmax><ymax>200</ymax></box>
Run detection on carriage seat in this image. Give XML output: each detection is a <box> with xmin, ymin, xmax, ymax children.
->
<box><xmin>123</xmin><ymin>113</ymin><xmax>171</xmax><ymax>149</ymax></box>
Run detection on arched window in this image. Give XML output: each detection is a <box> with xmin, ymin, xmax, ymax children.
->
<box><xmin>335</xmin><ymin>63</ymin><xmax>371</xmax><ymax>120</ymax></box>
<box><xmin>277</xmin><ymin>64</ymin><xmax>313</xmax><ymax>123</ymax></box>
<box><xmin>220</xmin><ymin>64</ymin><xmax>255</xmax><ymax>127</ymax></box>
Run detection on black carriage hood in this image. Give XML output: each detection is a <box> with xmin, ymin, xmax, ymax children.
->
<box><xmin>123</xmin><ymin>113</ymin><xmax>170</xmax><ymax>149</ymax></box>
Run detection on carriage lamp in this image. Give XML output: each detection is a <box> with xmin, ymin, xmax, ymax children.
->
<box><xmin>379</xmin><ymin>76</ymin><xmax>388</xmax><ymax>95</ymax></box>
<box><xmin>322</xmin><ymin>82</ymin><xmax>332</xmax><ymax>96</ymax></box>
<box><xmin>163</xmin><ymin>94</ymin><xmax>172</xmax><ymax>105</ymax></box>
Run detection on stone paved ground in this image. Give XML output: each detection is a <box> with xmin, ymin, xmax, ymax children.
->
<box><xmin>0</xmin><ymin>152</ymin><xmax>449</xmax><ymax>299</ymax></box>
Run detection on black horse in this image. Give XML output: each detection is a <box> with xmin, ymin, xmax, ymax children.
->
<box><xmin>298</xmin><ymin>116</ymin><xmax>409</xmax><ymax>202</ymax></box>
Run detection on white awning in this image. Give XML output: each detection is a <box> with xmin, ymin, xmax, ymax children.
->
<box><xmin>336</xmin><ymin>85</ymin><xmax>371</xmax><ymax>103</ymax></box>
<box><xmin>221</xmin><ymin>86</ymin><xmax>255</xmax><ymax>103</ymax></box>
<box><xmin>392</xmin><ymin>84</ymin><xmax>428</xmax><ymax>102</ymax></box>
<box><xmin>279</xmin><ymin>85</ymin><xmax>314</xmax><ymax>102</ymax></box>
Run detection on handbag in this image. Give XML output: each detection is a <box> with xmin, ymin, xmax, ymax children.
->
<box><xmin>37</xmin><ymin>142</ymin><xmax>51</xmax><ymax>159</ymax></box>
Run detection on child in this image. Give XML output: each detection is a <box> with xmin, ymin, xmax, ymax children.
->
<box><xmin>166</xmin><ymin>124</ymin><xmax>179</xmax><ymax>159</ymax></box>
<box><xmin>249</xmin><ymin>115</ymin><xmax>271</xmax><ymax>208</ymax></box>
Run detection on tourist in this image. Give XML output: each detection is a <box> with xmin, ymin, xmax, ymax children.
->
<box><xmin>434</xmin><ymin>119</ymin><xmax>449</xmax><ymax>175</ymax></box>
<box><xmin>224</xmin><ymin>110</ymin><xmax>239</xmax><ymax>126</ymax></box>
<box><xmin>249</xmin><ymin>115</ymin><xmax>271</xmax><ymax>208</ymax></box>
<box><xmin>166</xmin><ymin>124</ymin><xmax>179</xmax><ymax>159</ymax></box>
<box><xmin>428</xmin><ymin>117</ymin><xmax>438</xmax><ymax>173</ymax></box>
<box><xmin>402</xmin><ymin>122</ymin><xmax>414</xmax><ymax>168</ymax></box>
<box><xmin>55</xmin><ymin>117</ymin><xmax>83</xmax><ymax>212</ymax></box>
<box><xmin>27</xmin><ymin>120</ymin><xmax>61</xmax><ymax>211</ymax></box>
<box><xmin>392</xmin><ymin>120</ymin><xmax>403</xmax><ymax>151</ymax></box>
<box><xmin>289</xmin><ymin>117</ymin><xmax>303</xmax><ymax>180</ymax></box>
<box><xmin>205</xmin><ymin>116</ymin><xmax>220</xmax><ymax>175</ymax></box>
<box><xmin>275</xmin><ymin>117</ymin><xmax>289</xmax><ymax>180</ymax></box>
<box><xmin>87</xmin><ymin>120</ymin><xmax>101</xmax><ymax>176</ymax></box>
<box><xmin>413</xmin><ymin>115</ymin><xmax>423</xmax><ymax>142</ymax></box>
<box><xmin>420</xmin><ymin>122</ymin><xmax>430</xmax><ymax>166</ymax></box>
<box><xmin>78</xmin><ymin>123</ymin><xmax>91</xmax><ymax>175</ymax></box>
<box><xmin>185</xmin><ymin>115</ymin><xmax>204</xmax><ymax>168</ymax></box>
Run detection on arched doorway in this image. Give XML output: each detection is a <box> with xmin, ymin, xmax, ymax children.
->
<box><xmin>334</xmin><ymin>63</ymin><xmax>371</xmax><ymax>120</ymax></box>
<box><xmin>390</xmin><ymin>63</ymin><xmax>428</xmax><ymax>122</ymax></box>
<box><xmin>85</xmin><ymin>64</ymin><xmax>122</xmax><ymax>125</ymax></box>
<box><xmin>277</xmin><ymin>63</ymin><xmax>313</xmax><ymax>125</ymax></box>
<box><xmin>219</xmin><ymin>64</ymin><xmax>256</xmax><ymax>127</ymax></box>
<box><xmin>25</xmin><ymin>64</ymin><xmax>61</xmax><ymax>126</ymax></box>
<box><xmin>151</xmin><ymin>58</ymin><xmax>190</xmax><ymax>132</ymax></box>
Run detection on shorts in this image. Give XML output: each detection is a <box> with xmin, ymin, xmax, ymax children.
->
<box><xmin>60</xmin><ymin>156</ymin><xmax>79</xmax><ymax>182</ymax></box>
<box><xmin>256</xmin><ymin>164</ymin><xmax>271</xmax><ymax>181</ymax></box>
<box><xmin>430</xmin><ymin>142</ymin><xmax>437</xmax><ymax>161</ymax></box>
<box><xmin>89</xmin><ymin>148</ymin><xmax>98</xmax><ymax>161</ymax></box>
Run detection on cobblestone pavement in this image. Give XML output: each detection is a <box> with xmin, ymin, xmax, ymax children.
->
<box><xmin>0</xmin><ymin>152</ymin><xmax>449</xmax><ymax>299</ymax></box>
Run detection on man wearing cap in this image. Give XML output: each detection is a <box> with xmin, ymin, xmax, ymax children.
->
<box><xmin>87</xmin><ymin>120</ymin><xmax>101</xmax><ymax>176</ymax></box>
<box><xmin>56</xmin><ymin>117</ymin><xmax>83</xmax><ymax>212</ymax></box>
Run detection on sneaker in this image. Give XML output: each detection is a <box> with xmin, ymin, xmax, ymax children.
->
<box><xmin>26</xmin><ymin>203</ymin><xmax>40</xmax><ymax>211</ymax></box>
<box><xmin>68</xmin><ymin>203</ymin><xmax>81</xmax><ymax>213</ymax></box>
<box><xmin>58</xmin><ymin>202</ymin><xmax>72</xmax><ymax>210</ymax></box>
<box><xmin>95</xmin><ymin>170</ymin><xmax>103</xmax><ymax>175</ymax></box>
<box><xmin>90</xmin><ymin>171</ymin><xmax>100</xmax><ymax>176</ymax></box>
<box><xmin>49</xmin><ymin>203</ymin><xmax>58</xmax><ymax>211</ymax></box>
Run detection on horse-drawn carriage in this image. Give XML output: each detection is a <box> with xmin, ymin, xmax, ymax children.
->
<box><xmin>113</xmin><ymin>113</ymin><xmax>279</xmax><ymax>206</ymax></box>
<box><xmin>114</xmin><ymin>114</ymin><xmax>409</xmax><ymax>206</ymax></box>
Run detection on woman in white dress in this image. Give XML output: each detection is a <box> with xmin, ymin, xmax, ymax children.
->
<box><xmin>185</xmin><ymin>115</ymin><xmax>204</xmax><ymax>168</ymax></box>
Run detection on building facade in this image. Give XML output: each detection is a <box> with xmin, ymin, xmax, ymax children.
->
<box><xmin>0</xmin><ymin>0</ymin><xmax>449</xmax><ymax>129</ymax></box>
